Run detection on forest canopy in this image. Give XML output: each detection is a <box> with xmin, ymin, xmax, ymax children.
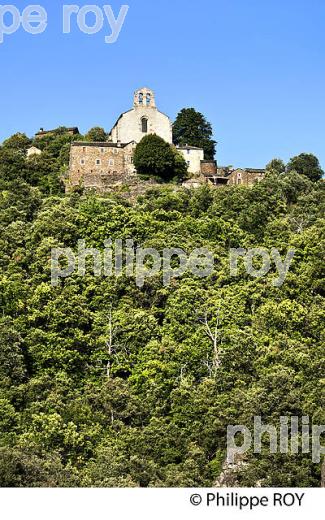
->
<box><xmin>0</xmin><ymin>129</ymin><xmax>324</xmax><ymax>487</ymax></box>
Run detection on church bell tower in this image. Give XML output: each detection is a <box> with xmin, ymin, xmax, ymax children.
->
<box><xmin>133</xmin><ymin>87</ymin><xmax>156</xmax><ymax>108</ymax></box>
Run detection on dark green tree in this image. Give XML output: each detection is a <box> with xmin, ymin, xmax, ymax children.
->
<box><xmin>2</xmin><ymin>133</ymin><xmax>32</xmax><ymax>152</ymax></box>
<box><xmin>0</xmin><ymin>148</ymin><xmax>26</xmax><ymax>185</ymax></box>
<box><xmin>173</xmin><ymin>108</ymin><xmax>216</xmax><ymax>159</ymax></box>
<box><xmin>85</xmin><ymin>127</ymin><xmax>107</xmax><ymax>142</ymax></box>
<box><xmin>266</xmin><ymin>158</ymin><xmax>286</xmax><ymax>175</ymax></box>
<box><xmin>287</xmin><ymin>153</ymin><xmax>323</xmax><ymax>182</ymax></box>
<box><xmin>25</xmin><ymin>153</ymin><xmax>64</xmax><ymax>195</ymax></box>
<box><xmin>134</xmin><ymin>134</ymin><xmax>187</xmax><ymax>181</ymax></box>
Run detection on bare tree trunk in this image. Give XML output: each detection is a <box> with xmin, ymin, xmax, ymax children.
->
<box><xmin>321</xmin><ymin>459</ymin><xmax>325</xmax><ymax>488</ymax></box>
<box><xmin>199</xmin><ymin>307</ymin><xmax>222</xmax><ymax>372</ymax></box>
<box><xmin>106</xmin><ymin>307</ymin><xmax>113</xmax><ymax>379</ymax></box>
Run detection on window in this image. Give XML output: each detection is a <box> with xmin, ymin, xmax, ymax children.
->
<box><xmin>96</xmin><ymin>159</ymin><xmax>101</xmax><ymax>165</ymax></box>
<box><xmin>146</xmin><ymin>93</ymin><xmax>151</xmax><ymax>106</ymax></box>
<box><xmin>82</xmin><ymin>147</ymin><xmax>86</xmax><ymax>153</ymax></box>
<box><xmin>187</xmin><ymin>161</ymin><xmax>190</xmax><ymax>167</ymax></box>
<box><xmin>187</xmin><ymin>149</ymin><xmax>190</xmax><ymax>155</ymax></box>
<box><xmin>138</xmin><ymin>92</ymin><xmax>143</xmax><ymax>105</ymax></box>
<box><xmin>109</xmin><ymin>159</ymin><xmax>114</xmax><ymax>166</ymax></box>
<box><xmin>113</xmin><ymin>148</ymin><xmax>118</xmax><ymax>154</ymax></box>
<box><xmin>80</xmin><ymin>159</ymin><xmax>85</xmax><ymax>165</ymax></box>
<box><xmin>100</xmin><ymin>148</ymin><xmax>105</xmax><ymax>153</ymax></box>
<box><xmin>141</xmin><ymin>117</ymin><xmax>148</xmax><ymax>133</ymax></box>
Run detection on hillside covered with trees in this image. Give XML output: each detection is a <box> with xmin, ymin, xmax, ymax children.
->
<box><xmin>0</xmin><ymin>128</ymin><xmax>324</xmax><ymax>487</ymax></box>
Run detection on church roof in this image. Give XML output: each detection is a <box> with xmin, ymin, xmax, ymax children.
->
<box><xmin>71</xmin><ymin>141</ymin><xmax>135</xmax><ymax>148</ymax></box>
<box><xmin>36</xmin><ymin>127</ymin><xmax>79</xmax><ymax>137</ymax></box>
<box><xmin>176</xmin><ymin>145</ymin><xmax>204</xmax><ymax>150</ymax></box>
<box><xmin>108</xmin><ymin>109</ymin><xmax>133</xmax><ymax>134</ymax></box>
<box><xmin>108</xmin><ymin>106</ymin><xmax>172</xmax><ymax>136</ymax></box>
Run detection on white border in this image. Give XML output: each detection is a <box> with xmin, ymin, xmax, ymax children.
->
<box><xmin>0</xmin><ymin>488</ymin><xmax>324</xmax><ymax>520</ymax></box>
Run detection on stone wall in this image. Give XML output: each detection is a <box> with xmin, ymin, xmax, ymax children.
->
<box><xmin>110</xmin><ymin>107</ymin><xmax>173</xmax><ymax>144</ymax></box>
<box><xmin>109</xmin><ymin>88</ymin><xmax>173</xmax><ymax>144</ymax></box>
<box><xmin>201</xmin><ymin>160</ymin><xmax>217</xmax><ymax>176</ymax></box>
<box><xmin>67</xmin><ymin>142</ymin><xmax>136</xmax><ymax>192</ymax></box>
<box><xmin>227</xmin><ymin>168</ymin><xmax>265</xmax><ymax>186</ymax></box>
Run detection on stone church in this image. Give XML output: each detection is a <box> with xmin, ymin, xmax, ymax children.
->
<box><xmin>67</xmin><ymin>87</ymin><xmax>265</xmax><ymax>192</ymax></box>
<box><xmin>109</xmin><ymin>87</ymin><xmax>173</xmax><ymax>145</ymax></box>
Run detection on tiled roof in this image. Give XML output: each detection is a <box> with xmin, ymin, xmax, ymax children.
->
<box><xmin>71</xmin><ymin>141</ymin><xmax>135</xmax><ymax>148</ymax></box>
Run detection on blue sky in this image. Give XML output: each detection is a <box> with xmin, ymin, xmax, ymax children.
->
<box><xmin>0</xmin><ymin>0</ymin><xmax>324</xmax><ymax>168</ymax></box>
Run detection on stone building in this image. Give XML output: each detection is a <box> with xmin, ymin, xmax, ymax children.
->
<box><xmin>201</xmin><ymin>160</ymin><xmax>218</xmax><ymax>176</ymax></box>
<box><xmin>109</xmin><ymin>88</ymin><xmax>173</xmax><ymax>145</ymax></box>
<box><xmin>201</xmin><ymin>167</ymin><xmax>265</xmax><ymax>188</ymax></box>
<box><xmin>226</xmin><ymin>168</ymin><xmax>265</xmax><ymax>186</ymax></box>
<box><xmin>176</xmin><ymin>145</ymin><xmax>204</xmax><ymax>175</ymax></box>
<box><xmin>68</xmin><ymin>141</ymin><xmax>136</xmax><ymax>192</ymax></box>
<box><xmin>67</xmin><ymin>87</ymin><xmax>265</xmax><ymax>192</ymax></box>
<box><xmin>67</xmin><ymin>88</ymin><xmax>207</xmax><ymax>191</ymax></box>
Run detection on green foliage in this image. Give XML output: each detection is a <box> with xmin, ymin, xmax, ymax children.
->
<box><xmin>85</xmin><ymin>127</ymin><xmax>108</xmax><ymax>142</ymax></box>
<box><xmin>266</xmin><ymin>158</ymin><xmax>286</xmax><ymax>175</ymax></box>
<box><xmin>2</xmin><ymin>133</ymin><xmax>32</xmax><ymax>152</ymax></box>
<box><xmin>287</xmin><ymin>153</ymin><xmax>324</xmax><ymax>182</ymax></box>
<box><xmin>134</xmin><ymin>134</ymin><xmax>187</xmax><ymax>182</ymax></box>
<box><xmin>0</xmin><ymin>129</ymin><xmax>324</xmax><ymax>487</ymax></box>
<box><xmin>173</xmin><ymin>108</ymin><xmax>216</xmax><ymax>160</ymax></box>
<box><xmin>0</xmin><ymin>147</ymin><xmax>26</xmax><ymax>186</ymax></box>
<box><xmin>171</xmin><ymin>147</ymin><xmax>189</xmax><ymax>181</ymax></box>
<box><xmin>0</xmin><ymin>128</ymin><xmax>85</xmax><ymax>195</ymax></box>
